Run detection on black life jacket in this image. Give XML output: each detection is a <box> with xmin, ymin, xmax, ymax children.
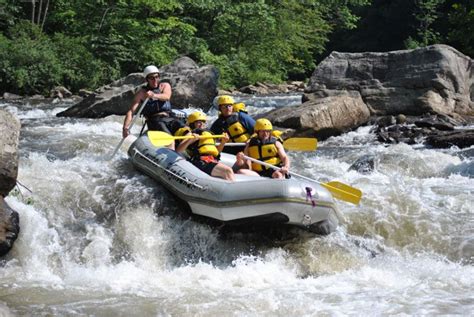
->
<box><xmin>248</xmin><ymin>136</ymin><xmax>281</xmax><ymax>171</ymax></box>
<box><xmin>141</xmin><ymin>84</ymin><xmax>171</xmax><ymax>118</ymax></box>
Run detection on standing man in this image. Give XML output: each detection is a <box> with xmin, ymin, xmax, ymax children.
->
<box><xmin>122</xmin><ymin>65</ymin><xmax>183</xmax><ymax>139</ymax></box>
<box><xmin>210</xmin><ymin>95</ymin><xmax>255</xmax><ymax>154</ymax></box>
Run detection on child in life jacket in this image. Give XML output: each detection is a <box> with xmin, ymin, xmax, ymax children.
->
<box><xmin>239</xmin><ymin>118</ymin><xmax>290</xmax><ymax>179</ymax></box>
<box><xmin>176</xmin><ymin>112</ymin><xmax>235</xmax><ymax>181</ymax></box>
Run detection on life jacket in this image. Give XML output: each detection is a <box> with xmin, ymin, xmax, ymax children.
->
<box><xmin>141</xmin><ymin>84</ymin><xmax>172</xmax><ymax>118</ymax></box>
<box><xmin>271</xmin><ymin>130</ymin><xmax>284</xmax><ymax>143</ymax></box>
<box><xmin>248</xmin><ymin>136</ymin><xmax>281</xmax><ymax>172</ymax></box>
<box><xmin>225</xmin><ymin>113</ymin><xmax>250</xmax><ymax>142</ymax></box>
<box><xmin>174</xmin><ymin>126</ymin><xmax>191</xmax><ymax>137</ymax></box>
<box><xmin>188</xmin><ymin>128</ymin><xmax>220</xmax><ymax>159</ymax></box>
<box><xmin>173</xmin><ymin>126</ymin><xmax>192</xmax><ymax>153</ymax></box>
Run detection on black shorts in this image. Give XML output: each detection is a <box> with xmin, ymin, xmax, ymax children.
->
<box><xmin>191</xmin><ymin>159</ymin><xmax>218</xmax><ymax>175</ymax></box>
<box><xmin>222</xmin><ymin>145</ymin><xmax>245</xmax><ymax>155</ymax></box>
<box><xmin>147</xmin><ymin>116</ymin><xmax>185</xmax><ymax>135</ymax></box>
<box><xmin>257</xmin><ymin>168</ymin><xmax>275</xmax><ymax>178</ymax></box>
<box><xmin>257</xmin><ymin>168</ymin><xmax>291</xmax><ymax>179</ymax></box>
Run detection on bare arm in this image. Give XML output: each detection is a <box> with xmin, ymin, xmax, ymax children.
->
<box><xmin>276</xmin><ymin>141</ymin><xmax>290</xmax><ymax>174</ymax></box>
<box><xmin>176</xmin><ymin>133</ymin><xmax>198</xmax><ymax>153</ymax></box>
<box><xmin>146</xmin><ymin>82</ymin><xmax>172</xmax><ymax>101</ymax></box>
<box><xmin>216</xmin><ymin>133</ymin><xmax>230</xmax><ymax>153</ymax></box>
<box><xmin>122</xmin><ymin>90</ymin><xmax>145</xmax><ymax>137</ymax></box>
<box><xmin>242</xmin><ymin>144</ymin><xmax>252</xmax><ymax>170</ymax></box>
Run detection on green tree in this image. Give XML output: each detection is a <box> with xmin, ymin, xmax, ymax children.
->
<box><xmin>446</xmin><ymin>1</ymin><xmax>474</xmax><ymax>56</ymax></box>
<box><xmin>405</xmin><ymin>0</ymin><xmax>445</xmax><ymax>48</ymax></box>
<box><xmin>52</xmin><ymin>33</ymin><xmax>106</xmax><ymax>91</ymax></box>
<box><xmin>182</xmin><ymin>0</ymin><xmax>367</xmax><ymax>87</ymax></box>
<box><xmin>0</xmin><ymin>22</ymin><xmax>61</xmax><ymax>95</ymax></box>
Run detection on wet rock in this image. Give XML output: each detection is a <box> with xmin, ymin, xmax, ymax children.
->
<box><xmin>0</xmin><ymin>109</ymin><xmax>21</xmax><ymax>256</ymax></box>
<box><xmin>30</xmin><ymin>94</ymin><xmax>45</xmax><ymax>100</ymax></box>
<box><xmin>396</xmin><ymin>114</ymin><xmax>407</xmax><ymax>124</ymax></box>
<box><xmin>239</xmin><ymin>81</ymin><xmax>306</xmax><ymax>94</ymax></box>
<box><xmin>0</xmin><ymin>197</ymin><xmax>20</xmax><ymax>256</ymax></box>
<box><xmin>56</xmin><ymin>56</ymin><xmax>219</xmax><ymax>118</ymax></box>
<box><xmin>349</xmin><ymin>154</ymin><xmax>376</xmax><ymax>174</ymax></box>
<box><xmin>50</xmin><ymin>86</ymin><xmax>72</xmax><ymax>99</ymax></box>
<box><xmin>0</xmin><ymin>110</ymin><xmax>20</xmax><ymax>196</ymax></box>
<box><xmin>426</xmin><ymin>130</ymin><xmax>474</xmax><ymax>148</ymax></box>
<box><xmin>78</xmin><ymin>89</ymin><xmax>94</xmax><ymax>98</ymax></box>
<box><xmin>375</xmin><ymin>116</ymin><xmax>396</xmax><ymax>129</ymax></box>
<box><xmin>2</xmin><ymin>92</ymin><xmax>22</xmax><ymax>100</ymax></box>
<box><xmin>263</xmin><ymin>90</ymin><xmax>370</xmax><ymax>139</ymax></box>
<box><xmin>306</xmin><ymin>45</ymin><xmax>474</xmax><ymax>118</ymax></box>
<box><xmin>455</xmin><ymin>147</ymin><xmax>474</xmax><ymax>159</ymax></box>
<box><xmin>372</xmin><ymin>114</ymin><xmax>469</xmax><ymax>146</ymax></box>
<box><xmin>414</xmin><ymin>116</ymin><xmax>455</xmax><ymax>131</ymax></box>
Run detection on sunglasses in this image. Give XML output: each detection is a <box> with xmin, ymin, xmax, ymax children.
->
<box><xmin>147</xmin><ymin>74</ymin><xmax>160</xmax><ymax>80</ymax></box>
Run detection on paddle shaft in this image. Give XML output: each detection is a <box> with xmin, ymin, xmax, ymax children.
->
<box><xmin>108</xmin><ymin>97</ymin><xmax>149</xmax><ymax>160</ymax></box>
<box><xmin>223</xmin><ymin>143</ymin><xmax>247</xmax><ymax>146</ymax></box>
<box><xmin>170</xmin><ymin>134</ymin><xmax>225</xmax><ymax>140</ymax></box>
<box><xmin>224</xmin><ymin>137</ymin><xmax>317</xmax><ymax>152</ymax></box>
<box><xmin>243</xmin><ymin>155</ymin><xmax>361</xmax><ymax>205</ymax></box>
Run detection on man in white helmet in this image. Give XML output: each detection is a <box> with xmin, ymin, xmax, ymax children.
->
<box><xmin>122</xmin><ymin>65</ymin><xmax>184</xmax><ymax>141</ymax></box>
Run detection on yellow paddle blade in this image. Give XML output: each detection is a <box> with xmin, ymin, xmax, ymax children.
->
<box><xmin>147</xmin><ymin>131</ymin><xmax>225</xmax><ymax>147</ymax></box>
<box><xmin>282</xmin><ymin>138</ymin><xmax>317</xmax><ymax>151</ymax></box>
<box><xmin>321</xmin><ymin>181</ymin><xmax>362</xmax><ymax>205</ymax></box>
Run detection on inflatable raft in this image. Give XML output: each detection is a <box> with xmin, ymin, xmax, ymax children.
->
<box><xmin>128</xmin><ymin>134</ymin><xmax>341</xmax><ymax>234</ymax></box>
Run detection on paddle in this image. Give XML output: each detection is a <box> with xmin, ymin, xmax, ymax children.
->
<box><xmin>224</xmin><ymin>137</ymin><xmax>317</xmax><ymax>151</ymax></box>
<box><xmin>148</xmin><ymin>130</ymin><xmax>226</xmax><ymax>147</ymax></box>
<box><xmin>242</xmin><ymin>155</ymin><xmax>362</xmax><ymax>205</ymax></box>
<box><xmin>108</xmin><ymin>98</ymin><xmax>149</xmax><ymax>160</ymax></box>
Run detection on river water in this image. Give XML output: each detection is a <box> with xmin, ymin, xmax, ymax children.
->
<box><xmin>0</xmin><ymin>97</ymin><xmax>473</xmax><ymax>316</ymax></box>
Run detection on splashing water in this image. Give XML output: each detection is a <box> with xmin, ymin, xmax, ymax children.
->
<box><xmin>0</xmin><ymin>98</ymin><xmax>472</xmax><ymax>315</ymax></box>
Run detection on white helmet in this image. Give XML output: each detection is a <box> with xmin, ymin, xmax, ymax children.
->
<box><xmin>143</xmin><ymin>65</ymin><xmax>159</xmax><ymax>78</ymax></box>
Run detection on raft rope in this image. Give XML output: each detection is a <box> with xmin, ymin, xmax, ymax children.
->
<box><xmin>132</xmin><ymin>149</ymin><xmax>204</xmax><ymax>190</ymax></box>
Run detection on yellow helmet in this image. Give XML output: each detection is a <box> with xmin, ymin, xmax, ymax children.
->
<box><xmin>233</xmin><ymin>102</ymin><xmax>247</xmax><ymax>113</ymax></box>
<box><xmin>255</xmin><ymin>118</ymin><xmax>273</xmax><ymax>131</ymax></box>
<box><xmin>216</xmin><ymin>95</ymin><xmax>235</xmax><ymax>107</ymax></box>
<box><xmin>187</xmin><ymin>111</ymin><xmax>207</xmax><ymax>124</ymax></box>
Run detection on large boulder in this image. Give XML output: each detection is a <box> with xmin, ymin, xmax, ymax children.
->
<box><xmin>0</xmin><ymin>109</ymin><xmax>21</xmax><ymax>256</ymax></box>
<box><xmin>306</xmin><ymin>44</ymin><xmax>474</xmax><ymax>118</ymax></box>
<box><xmin>263</xmin><ymin>90</ymin><xmax>370</xmax><ymax>138</ymax></box>
<box><xmin>0</xmin><ymin>197</ymin><xmax>20</xmax><ymax>256</ymax></box>
<box><xmin>57</xmin><ymin>56</ymin><xmax>219</xmax><ymax>118</ymax></box>
<box><xmin>263</xmin><ymin>45</ymin><xmax>473</xmax><ymax>140</ymax></box>
<box><xmin>0</xmin><ymin>109</ymin><xmax>20</xmax><ymax>196</ymax></box>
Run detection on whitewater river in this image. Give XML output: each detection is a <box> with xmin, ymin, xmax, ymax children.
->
<box><xmin>0</xmin><ymin>97</ymin><xmax>473</xmax><ymax>316</ymax></box>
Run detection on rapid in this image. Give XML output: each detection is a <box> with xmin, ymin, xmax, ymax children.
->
<box><xmin>0</xmin><ymin>96</ymin><xmax>473</xmax><ymax>316</ymax></box>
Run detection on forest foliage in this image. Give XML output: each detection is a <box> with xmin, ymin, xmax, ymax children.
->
<box><xmin>0</xmin><ymin>0</ymin><xmax>472</xmax><ymax>95</ymax></box>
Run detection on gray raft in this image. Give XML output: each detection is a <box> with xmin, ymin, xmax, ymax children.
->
<box><xmin>128</xmin><ymin>134</ymin><xmax>340</xmax><ymax>234</ymax></box>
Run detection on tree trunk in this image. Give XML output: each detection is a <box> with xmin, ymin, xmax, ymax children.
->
<box><xmin>37</xmin><ymin>0</ymin><xmax>43</xmax><ymax>25</ymax></box>
<box><xmin>31</xmin><ymin>0</ymin><xmax>36</xmax><ymax>24</ymax></box>
<box><xmin>41</xmin><ymin>0</ymin><xmax>50</xmax><ymax>31</ymax></box>
<box><xmin>98</xmin><ymin>7</ymin><xmax>111</xmax><ymax>32</ymax></box>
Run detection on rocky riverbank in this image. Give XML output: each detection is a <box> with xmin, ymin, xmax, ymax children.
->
<box><xmin>0</xmin><ymin>109</ymin><xmax>21</xmax><ymax>256</ymax></box>
<box><xmin>4</xmin><ymin>44</ymin><xmax>474</xmax><ymax>149</ymax></box>
<box><xmin>261</xmin><ymin>44</ymin><xmax>474</xmax><ymax>148</ymax></box>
